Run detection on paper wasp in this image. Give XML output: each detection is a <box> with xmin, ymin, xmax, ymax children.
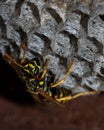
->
<box><xmin>5</xmin><ymin>43</ymin><xmax>100</xmax><ymax>106</ymax></box>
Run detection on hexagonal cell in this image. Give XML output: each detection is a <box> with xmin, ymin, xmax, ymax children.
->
<box><xmin>88</xmin><ymin>3</ymin><xmax>104</xmax><ymax>46</ymax></box>
<box><xmin>93</xmin><ymin>55</ymin><xmax>104</xmax><ymax>77</ymax></box>
<box><xmin>81</xmin><ymin>74</ymin><xmax>101</xmax><ymax>91</ymax></box>
<box><xmin>72</xmin><ymin>59</ymin><xmax>91</xmax><ymax>77</ymax></box>
<box><xmin>77</xmin><ymin>37</ymin><xmax>98</xmax><ymax>62</ymax></box>
<box><xmin>78</xmin><ymin>47</ymin><xmax>95</xmax><ymax>62</ymax></box>
<box><xmin>0</xmin><ymin>0</ymin><xmax>17</xmax><ymax>23</ymax></box>
<box><xmin>28</xmin><ymin>33</ymin><xmax>45</xmax><ymax>55</ymax></box>
<box><xmin>62</xmin><ymin>13</ymin><xmax>81</xmax><ymax>38</ymax></box>
<box><xmin>6</xmin><ymin>24</ymin><xmax>22</xmax><ymax>47</ymax></box>
<box><xmin>45</xmin><ymin>0</ymin><xmax>67</xmax><ymax>23</ymax></box>
<box><xmin>37</xmin><ymin>7</ymin><xmax>58</xmax><ymax>40</ymax></box>
<box><xmin>51</xmin><ymin>33</ymin><xmax>72</xmax><ymax>58</ymax></box>
<box><xmin>14</xmin><ymin>1</ymin><xmax>40</xmax><ymax>33</ymax></box>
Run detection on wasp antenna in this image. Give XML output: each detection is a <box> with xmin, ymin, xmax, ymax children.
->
<box><xmin>50</xmin><ymin>59</ymin><xmax>75</xmax><ymax>88</ymax></box>
<box><xmin>5</xmin><ymin>52</ymin><xmax>24</xmax><ymax>69</ymax></box>
<box><xmin>20</xmin><ymin>42</ymin><xmax>27</xmax><ymax>65</ymax></box>
<box><xmin>41</xmin><ymin>59</ymin><xmax>50</xmax><ymax>79</ymax></box>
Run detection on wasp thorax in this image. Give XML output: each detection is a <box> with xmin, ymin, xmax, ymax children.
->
<box><xmin>29</xmin><ymin>78</ymin><xmax>45</xmax><ymax>89</ymax></box>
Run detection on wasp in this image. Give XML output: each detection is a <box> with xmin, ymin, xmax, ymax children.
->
<box><xmin>5</xmin><ymin>43</ymin><xmax>100</xmax><ymax>106</ymax></box>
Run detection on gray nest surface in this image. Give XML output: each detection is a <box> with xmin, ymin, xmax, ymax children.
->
<box><xmin>0</xmin><ymin>0</ymin><xmax>104</xmax><ymax>93</ymax></box>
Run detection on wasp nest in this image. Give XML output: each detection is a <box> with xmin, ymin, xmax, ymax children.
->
<box><xmin>0</xmin><ymin>0</ymin><xmax>104</xmax><ymax>93</ymax></box>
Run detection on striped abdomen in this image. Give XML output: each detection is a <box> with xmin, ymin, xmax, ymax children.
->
<box><xmin>48</xmin><ymin>87</ymin><xmax>71</xmax><ymax>103</ymax></box>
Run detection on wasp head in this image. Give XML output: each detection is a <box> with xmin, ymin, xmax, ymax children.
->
<box><xmin>23</xmin><ymin>58</ymin><xmax>41</xmax><ymax>77</ymax></box>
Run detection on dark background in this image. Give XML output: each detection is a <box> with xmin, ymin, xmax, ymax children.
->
<box><xmin>0</xmin><ymin>55</ymin><xmax>104</xmax><ymax>130</ymax></box>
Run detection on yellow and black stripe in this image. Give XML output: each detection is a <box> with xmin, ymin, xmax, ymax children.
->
<box><xmin>23</xmin><ymin>58</ymin><xmax>41</xmax><ymax>76</ymax></box>
<box><xmin>48</xmin><ymin>87</ymin><xmax>71</xmax><ymax>103</ymax></box>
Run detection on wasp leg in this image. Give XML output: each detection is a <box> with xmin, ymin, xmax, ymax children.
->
<box><xmin>28</xmin><ymin>89</ymin><xmax>64</xmax><ymax>107</ymax></box>
<box><xmin>27</xmin><ymin>89</ymin><xmax>62</xmax><ymax>106</ymax></box>
<box><xmin>20</xmin><ymin>41</ymin><xmax>27</xmax><ymax>65</ymax></box>
<box><xmin>50</xmin><ymin>59</ymin><xmax>75</xmax><ymax>88</ymax></box>
<box><xmin>56</xmin><ymin>91</ymin><xmax>100</xmax><ymax>102</ymax></box>
<box><xmin>40</xmin><ymin>59</ymin><xmax>50</xmax><ymax>79</ymax></box>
